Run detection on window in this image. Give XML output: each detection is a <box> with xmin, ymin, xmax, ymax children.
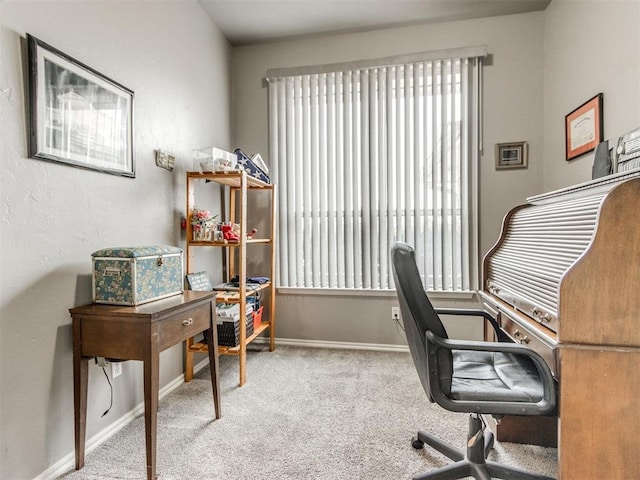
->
<box><xmin>268</xmin><ymin>48</ymin><xmax>484</xmax><ymax>291</ymax></box>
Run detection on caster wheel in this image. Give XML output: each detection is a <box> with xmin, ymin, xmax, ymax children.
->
<box><xmin>411</xmin><ymin>436</ymin><xmax>424</xmax><ymax>449</ymax></box>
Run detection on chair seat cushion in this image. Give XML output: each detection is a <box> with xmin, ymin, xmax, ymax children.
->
<box><xmin>449</xmin><ymin>350</ymin><xmax>544</xmax><ymax>403</ymax></box>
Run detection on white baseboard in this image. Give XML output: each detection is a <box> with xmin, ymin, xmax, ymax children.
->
<box><xmin>34</xmin><ymin>340</ymin><xmax>404</xmax><ymax>480</ymax></box>
<box><xmin>252</xmin><ymin>336</ymin><xmax>409</xmax><ymax>353</ymax></box>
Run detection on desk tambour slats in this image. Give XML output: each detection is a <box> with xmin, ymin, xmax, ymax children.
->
<box><xmin>486</xmin><ymin>194</ymin><xmax>603</xmax><ymax>328</ymax></box>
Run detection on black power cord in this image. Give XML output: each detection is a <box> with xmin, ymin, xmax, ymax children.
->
<box><xmin>393</xmin><ymin>311</ymin><xmax>405</xmax><ymax>333</ymax></box>
<box><xmin>100</xmin><ymin>365</ymin><xmax>113</xmax><ymax>417</ymax></box>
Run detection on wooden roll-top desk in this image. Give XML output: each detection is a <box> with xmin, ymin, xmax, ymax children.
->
<box><xmin>480</xmin><ymin>171</ymin><xmax>640</xmax><ymax>479</ymax></box>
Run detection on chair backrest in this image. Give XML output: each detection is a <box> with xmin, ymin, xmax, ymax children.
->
<box><xmin>391</xmin><ymin>242</ymin><xmax>453</xmax><ymax>396</ymax></box>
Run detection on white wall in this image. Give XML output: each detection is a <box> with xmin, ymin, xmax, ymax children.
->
<box><xmin>542</xmin><ymin>0</ymin><xmax>640</xmax><ymax>190</ymax></box>
<box><xmin>0</xmin><ymin>2</ymin><xmax>231</xmax><ymax>478</ymax></box>
<box><xmin>231</xmin><ymin>12</ymin><xmax>545</xmax><ymax>344</ymax></box>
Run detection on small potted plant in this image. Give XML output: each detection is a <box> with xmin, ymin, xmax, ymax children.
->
<box><xmin>190</xmin><ymin>208</ymin><xmax>218</xmax><ymax>241</ymax></box>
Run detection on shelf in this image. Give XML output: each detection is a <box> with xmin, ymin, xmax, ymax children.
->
<box><xmin>187</xmin><ymin>170</ymin><xmax>272</xmax><ymax>189</ymax></box>
<box><xmin>185</xmin><ymin>167</ymin><xmax>277</xmax><ymax>386</ymax></box>
<box><xmin>213</xmin><ymin>282</ymin><xmax>271</xmax><ymax>303</ymax></box>
<box><xmin>187</xmin><ymin>238</ymin><xmax>272</xmax><ymax>247</ymax></box>
<box><xmin>187</xmin><ymin>321</ymin><xmax>271</xmax><ymax>356</ymax></box>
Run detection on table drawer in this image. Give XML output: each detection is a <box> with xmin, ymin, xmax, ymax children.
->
<box><xmin>158</xmin><ymin>303</ymin><xmax>211</xmax><ymax>350</ymax></box>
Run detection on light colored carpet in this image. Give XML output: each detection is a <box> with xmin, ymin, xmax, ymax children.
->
<box><xmin>59</xmin><ymin>345</ymin><xmax>557</xmax><ymax>479</ymax></box>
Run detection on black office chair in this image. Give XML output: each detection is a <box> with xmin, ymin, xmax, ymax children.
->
<box><xmin>391</xmin><ymin>242</ymin><xmax>557</xmax><ymax>480</ymax></box>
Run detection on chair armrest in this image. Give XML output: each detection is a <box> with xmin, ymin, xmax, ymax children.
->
<box><xmin>435</xmin><ymin>308</ymin><xmax>510</xmax><ymax>342</ymax></box>
<box><xmin>426</xmin><ymin>330</ymin><xmax>557</xmax><ymax>415</ymax></box>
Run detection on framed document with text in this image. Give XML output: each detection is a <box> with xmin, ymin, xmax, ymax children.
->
<box><xmin>565</xmin><ymin>93</ymin><xmax>603</xmax><ymax>161</ymax></box>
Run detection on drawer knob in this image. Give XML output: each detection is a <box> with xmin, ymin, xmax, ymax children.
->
<box><xmin>513</xmin><ymin>329</ymin><xmax>521</xmax><ymax>338</ymax></box>
<box><xmin>519</xmin><ymin>336</ymin><xmax>530</xmax><ymax>344</ymax></box>
<box><xmin>182</xmin><ymin>318</ymin><xmax>193</xmax><ymax>326</ymax></box>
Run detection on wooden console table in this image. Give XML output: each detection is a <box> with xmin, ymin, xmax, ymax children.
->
<box><xmin>70</xmin><ymin>290</ymin><xmax>221</xmax><ymax>480</ymax></box>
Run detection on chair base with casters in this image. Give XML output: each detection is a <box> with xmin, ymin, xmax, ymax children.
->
<box><xmin>410</xmin><ymin>414</ymin><xmax>554</xmax><ymax>480</ymax></box>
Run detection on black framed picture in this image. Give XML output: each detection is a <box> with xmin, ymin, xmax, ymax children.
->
<box><xmin>27</xmin><ymin>34</ymin><xmax>135</xmax><ymax>177</ymax></box>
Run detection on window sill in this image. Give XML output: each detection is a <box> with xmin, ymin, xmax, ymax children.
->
<box><xmin>276</xmin><ymin>287</ymin><xmax>476</xmax><ymax>300</ymax></box>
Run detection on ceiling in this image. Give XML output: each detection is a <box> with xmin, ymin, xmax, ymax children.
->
<box><xmin>197</xmin><ymin>0</ymin><xmax>551</xmax><ymax>46</ymax></box>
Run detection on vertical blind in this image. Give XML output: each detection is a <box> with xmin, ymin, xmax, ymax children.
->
<box><xmin>268</xmin><ymin>49</ymin><xmax>483</xmax><ymax>291</ymax></box>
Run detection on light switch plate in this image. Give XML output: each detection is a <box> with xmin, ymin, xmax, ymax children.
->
<box><xmin>155</xmin><ymin>150</ymin><xmax>175</xmax><ymax>171</ymax></box>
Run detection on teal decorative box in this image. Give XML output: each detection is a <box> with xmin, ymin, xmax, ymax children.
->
<box><xmin>92</xmin><ymin>246</ymin><xmax>183</xmax><ymax>305</ymax></box>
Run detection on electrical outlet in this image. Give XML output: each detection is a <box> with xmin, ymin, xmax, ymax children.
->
<box><xmin>111</xmin><ymin>362</ymin><xmax>122</xmax><ymax>379</ymax></box>
<box><xmin>392</xmin><ymin>307</ymin><xmax>401</xmax><ymax>322</ymax></box>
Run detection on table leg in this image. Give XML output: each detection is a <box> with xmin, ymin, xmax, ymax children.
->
<box><xmin>73</xmin><ymin>358</ymin><xmax>89</xmax><ymax>469</ymax></box>
<box><xmin>206</xmin><ymin>323</ymin><xmax>221</xmax><ymax>419</ymax></box>
<box><xmin>185</xmin><ymin>336</ymin><xmax>194</xmax><ymax>382</ymax></box>
<box><xmin>144</xmin><ymin>339</ymin><xmax>159</xmax><ymax>480</ymax></box>
<box><xmin>73</xmin><ymin>318</ymin><xmax>88</xmax><ymax>470</ymax></box>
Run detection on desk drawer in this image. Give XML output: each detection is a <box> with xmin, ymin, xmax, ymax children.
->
<box><xmin>501</xmin><ymin>314</ymin><xmax>558</xmax><ymax>378</ymax></box>
<box><xmin>158</xmin><ymin>304</ymin><xmax>211</xmax><ymax>350</ymax></box>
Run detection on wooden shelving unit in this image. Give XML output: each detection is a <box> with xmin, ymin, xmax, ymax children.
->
<box><xmin>184</xmin><ymin>171</ymin><xmax>276</xmax><ymax>386</ymax></box>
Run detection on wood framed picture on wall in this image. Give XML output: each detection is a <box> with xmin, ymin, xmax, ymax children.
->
<box><xmin>27</xmin><ymin>34</ymin><xmax>135</xmax><ymax>177</ymax></box>
<box><xmin>565</xmin><ymin>93</ymin><xmax>603</xmax><ymax>161</ymax></box>
<box><xmin>495</xmin><ymin>141</ymin><xmax>528</xmax><ymax>170</ymax></box>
